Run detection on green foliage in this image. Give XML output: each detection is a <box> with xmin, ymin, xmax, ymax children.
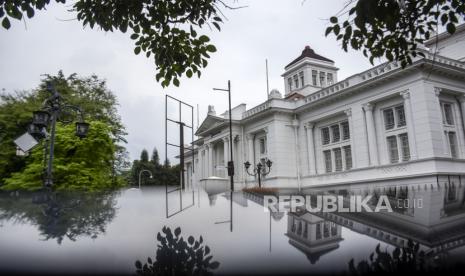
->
<box><xmin>130</xmin><ymin>148</ymin><xmax>180</xmax><ymax>186</ymax></box>
<box><xmin>2</xmin><ymin>121</ymin><xmax>123</xmax><ymax>191</ymax></box>
<box><xmin>151</xmin><ymin>148</ymin><xmax>160</xmax><ymax>166</ymax></box>
<box><xmin>326</xmin><ymin>0</ymin><xmax>465</xmax><ymax>68</ymax></box>
<box><xmin>0</xmin><ymin>0</ymin><xmax>234</xmax><ymax>87</ymax></box>
<box><xmin>135</xmin><ymin>226</ymin><xmax>219</xmax><ymax>275</ymax></box>
<box><xmin>0</xmin><ymin>71</ymin><xmax>129</xmax><ymax>191</ymax></box>
<box><xmin>140</xmin><ymin>149</ymin><xmax>149</xmax><ymax>163</ymax></box>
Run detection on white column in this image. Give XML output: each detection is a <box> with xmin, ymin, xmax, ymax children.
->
<box><xmin>345</xmin><ymin>109</ymin><xmax>356</xmax><ymax>168</ymax></box>
<box><xmin>305</xmin><ymin>122</ymin><xmax>316</xmax><ymax>175</ymax></box>
<box><xmin>400</xmin><ymin>90</ymin><xmax>417</xmax><ymax>159</ymax></box>
<box><xmin>223</xmin><ymin>137</ymin><xmax>229</xmax><ymax>177</ymax></box>
<box><xmin>246</xmin><ymin>134</ymin><xmax>255</xmax><ymax>181</ymax></box>
<box><xmin>363</xmin><ymin>103</ymin><xmax>379</xmax><ymax>166</ymax></box>
<box><xmin>247</xmin><ymin>134</ymin><xmax>254</xmax><ymax>164</ymax></box>
<box><xmin>209</xmin><ymin>143</ymin><xmax>214</xmax><ymax>177</ymax></box>
<box><xmin>458</xmin><ymin>95</ymin><xmax>465</xmax><ymax>134</ymax></box>
<box><xmin>199</xmin><ymin>148</ymin><xmax>204</xmax><ymax>179</ymax></box>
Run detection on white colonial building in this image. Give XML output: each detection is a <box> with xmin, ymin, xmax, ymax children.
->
<box><xmin>185</xmin><ymin>25</ymin><xmax>465</xmax><ymax>190</ymax></box>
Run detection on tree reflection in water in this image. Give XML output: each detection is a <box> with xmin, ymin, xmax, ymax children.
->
<box><xmin>0</xmin><ymin>190</ymin><xmax>118</xmax><ymax>244</ymax></box>
<box><xmin>349</xmin><ymin>240</ymin><xmax>465</xmax><ymax>275</ymax></box>
<box><xmin>135</xmin><ymin>226</ymin><xmax>220</xmax><ymax>276</ymax></box>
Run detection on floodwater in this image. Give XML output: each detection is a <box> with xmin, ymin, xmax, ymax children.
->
<box><xmin>1</xmin><ymin>180</ymin><xmax>465</xmax><ymax>275</ymax></box>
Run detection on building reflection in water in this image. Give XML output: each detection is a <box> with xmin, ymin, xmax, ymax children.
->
<box><xmin>287</xmin><ymin>210</ymin><xmax>343</xmax><ymax>264</ymax></box>
<box><xmin>283</xmin><ymin>175</ymin><xmax>465</xmax><ymax>264</ymax></box>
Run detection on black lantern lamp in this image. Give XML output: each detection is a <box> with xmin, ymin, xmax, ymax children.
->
<box><xmin>266</xmin><ymin>159</ymin><xmax>272</xmax><ymax>168</ymax></box>
<box><xmin>28</xmin><ymin>123</ymin><xmax>45</xmax><ymax>139</ymax></box>
<box><xmin>75</xmin><ymin>121</ymin><xmax>90</xmax><ymax>139</ymax></box>
<box><xmin>32</xmin><ymin>110</ymin><xmax>50</xmax><ymax>127</ymax></box>
<box><xmin>244</xmin><ymin>159</ymin><xmax>273</xmax><ymax>188</ymax></box>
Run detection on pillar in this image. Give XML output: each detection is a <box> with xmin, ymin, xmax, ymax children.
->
<box><xmin>363</xmin><ymin>103</ymin><xmax>379</xmax><ymax>165</ymax></box>
<box><xmin>223</xmin><ymin>137</ymin><xmax>229</xmax><ymax>177</ymax></box>
<box><xmin>305</xmin><ymin>122</ymin><xmax>316</xmax><ymax>175</ymax></box>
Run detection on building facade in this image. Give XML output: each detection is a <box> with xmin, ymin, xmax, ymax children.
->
<box><xmin>185</xmin><ymin>26</ymin><xmax>465</xmax><ymax>190</ymax></box>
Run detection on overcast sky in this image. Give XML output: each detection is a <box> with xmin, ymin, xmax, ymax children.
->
<box><xmin>0</xmin><ymin>0</ymin><xmax>373</xmax><ymax>162</ymax></box>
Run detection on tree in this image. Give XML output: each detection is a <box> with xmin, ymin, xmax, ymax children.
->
<box><xmin>2</xmin><ymin>121</ymin><xmax>122</xmax><ymax>191</ymax></box>
<box><xmin>135</xmin><ymin>226</ymin><xmax>219</xmax><ymax>275</ymax></box>
<box><xmin>151</xmin><ymin>148</ymin><xmax>160</xmax><ymax>166</ymax></box>
<box><xmin>140</xmin><ymin>149</ymin><xmax>149</xmax><ymax>163</ymax></box>
<box><xmin>164</xmin><ymin>158</ymin><xmax>171</xmax><ymax>168</ymax></box>
<box><xmin>326</xmin><ymin>0</ymin><xmax>465</xmax><ymax>68</ymax></box>
<box><xmin>0</xmin><ymin>0</ymin><xmax>243</xmax><ymax>87</ymax></box>
<box><xmin>129</xmin><ymin>149</ymin><xmax>180</xmax><ymax>186</ymax></box>
<box><xmin>0</xmin><ymin>72</ymin><xmax>128</xmax><ymax>191</ymax></box>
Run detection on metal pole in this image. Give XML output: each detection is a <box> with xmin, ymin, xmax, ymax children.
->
<box><xmin>258</xmin><ymin>167</ymin><xmax>261</xmax><ymax>188</ymax></box>
<box><xmin>45</xmin><ymin>111</ymin><xmax>57</xmax><ymax>187</ymax></box>
<box><xmin>266</xmin><ymin>59</ymin><xmax>269</xmax><ymax>97</ymax></box>
<box><xmin>228</xmin><ymin>80</ymin><xmax>234</xmax><ymax>192</ymax></box>
<box><xmin>180</xmin><ymin>122</ymin><xmax>185</xmax><ymax>190</ymax></box>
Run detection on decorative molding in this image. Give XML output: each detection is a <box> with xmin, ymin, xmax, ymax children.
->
<box><xmin>434</xmin><ymin>87</ymin><xmax>442</xmax><ymax>96</ymax></box>
<box><xmin>400</xmin><ymin>90</ymin><xmax>410</xmax><ymax>100</ymax></box>
<box><xmin>344</xmin><ymin>108</ymin><xmax>352</xmax><ymax>117</ymax></box>
<box><xmin>363</xmin><ymin>103</ymin><xmax>374</xmax><ymax>112</ymax></box>
<box><xmin>457</xmin><ymin>94</ymin><xmax>465</xmax><ymax>104</ymax></box>
<box><xmin>305</xmin><ymin>122</ymin><xmax>315</xmax><ymax>129</ymax></box>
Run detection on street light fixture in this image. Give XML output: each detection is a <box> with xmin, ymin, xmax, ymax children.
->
<box><xmin>138</xmin><ymin>169</ymin><xmax>153</xmax><ymax>189</ymax></box>
<box><xmin>28</xmin><ymin>82</ymin><xmax>89</xmax><ymax>188</ymax></box>
<box><xmin>244</xmin><ymin>159</ymin><xmax>272</xmax><ymax>188</ymax></box>
<box><xmin>75</xmin><ymin>122</ymin><xmax>90</xmax><ymax>139</ymax></box>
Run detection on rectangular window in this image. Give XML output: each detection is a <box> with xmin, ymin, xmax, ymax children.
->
<box><xmin>327</xmin><ymin>73</ymin><xmax>334</xmax><ymax>85</ymax></box>
<box><xmin>324</xmin><ymin>150</ymin><xmax>332</xmax><ymax>173</ymax></box>
<box><xmin>319</xmin><ymin>72</ymin><xmax>326</xmax><ymax>87</ymax></box>
<box><xmin>449</xmin><ymin>132</ymin><xmax>458</xmax><ymax>158</ymax></box>
<box><xmin>331</xmin><ymin>124</ymin><xmax>340</xmax><ymax>143</ymax></box>
<box><xmin>383</xmin><ymin>109</ymin><xmax>395</xmax><ymax>130</ymax></box>
<box><xmin>294</xmin><ymin>74</ymin><xmax>299</xmax><ymax>89</ymax></box>
<box><xmin>299</xmin><ymin>71</ymin><xmax>304</xmax><ymax>87</ymax></box>
<box><xmin>334</xmin><ymin>148</ymin><xmax>343</xmax><ymax>171</ymax></box>
<box><xmin>443</xmin><ymin>103</ymin><xmax>454</xmax><ymax>125</ymax></box>
<box><xmin>259</xmin><ymin>137</ymin><xmax>267</xmax><ymax>154</ymax></box>
<box><xmin>341</xmin><ymin>121</ymin><xmax>350</xmax><ymax>140</ymax></box>
<box><xmin>288</xmin><ymin>78</ymin><xmax>292</xmax><ymax>91</ymax></box>
<box><xmin>395</xmin><ymin>105</ymin><xmax>406</xmax><ymax>127</ymax></box>
<box><xmin>321</xmin><ymin>127</ymin><xmax>330</xmax><ymax>145</ymax></box>
<box><xmin>387</xmin><ymin>136</ymin><xmax>399</xmax><ymax>163</ymax></box>
<box><xmin>399</xmin><ymin>133</ymin><xmax>410</xmax><ymax>161</ymax></box>
<box><xmin>312</xmin><ymin>70</ymin><xmax>318</xmax><ymax>86</ymax></box>
<box><xmin>344</xmin><ymin>146</ymin><xmax>352</xmax><ymax>170</ymax></box>
<box><xmin>316</xmin><ymin>223</ymin><xmax>322</xmax><ymax>240</ymax></box>
<box><xmin>448</xmin><ymin>184</ymin><xmax>457</xmax><ymax>201</ymax></box>
<box><xmin>323</xmin><ymin>222</ymin><xmax>330</xmax><ymax>238</ymax></box>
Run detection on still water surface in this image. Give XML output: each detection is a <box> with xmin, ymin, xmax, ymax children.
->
<box><xmin>1</xmin><ymin>182</ymin><xmax>465</xmax><ymax>274</ymax></box>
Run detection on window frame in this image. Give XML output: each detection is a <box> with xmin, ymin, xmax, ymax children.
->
<box><xmin>312</xmin><ymin>70</ymin><xmax>318</xmax><ymax>86</ymax></box>
<box><xmin>320</xmin><ymin>120</ymin><xmax>352</xmax><ymax>173</ymax></box>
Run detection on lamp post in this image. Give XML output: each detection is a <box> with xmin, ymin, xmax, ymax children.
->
<box><xmin>29</xmin><ymin>82</ymin><xmax>89</xmax><ymax>188</ymax></box>
<box><xmin>138</xmin><ymin>169</ymin><xmax>153</xmax><ymax>189</ymax></box>
<box><xmin>244</xmin><ymin>159</ymin><xmax>272</xmax><ymax>188</ymax></box>
<box><xmin>213</xmin><ymin>80</ymin><xmax>234</xmax><ymax>191</ymax></box>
